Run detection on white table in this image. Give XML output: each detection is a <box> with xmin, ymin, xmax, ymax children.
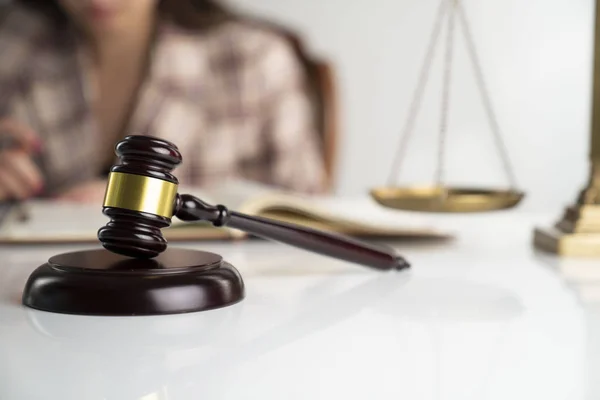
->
<box><xmin>0</xmin><ymin>209</ymin><xmax>598</xmax><ymax>400</ymax></box>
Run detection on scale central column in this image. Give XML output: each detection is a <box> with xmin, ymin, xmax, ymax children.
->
<box><xmin>582</xmin><ymin>0</ymin><xmax>600</xmax><ymax>204</ymax></box>
<box><xmin>533</xmin><ymin>0</ymin><xmax>600</xmax><ymax>256</ymax></box>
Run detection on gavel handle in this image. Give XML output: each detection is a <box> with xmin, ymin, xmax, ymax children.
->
<box><xmin>175</xmin><ymin>194</ymin><xmax>410</xmax><ymax>271</ymax></box>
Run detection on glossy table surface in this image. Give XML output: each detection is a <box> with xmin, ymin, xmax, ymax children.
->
<box><xmin>1</xmin><ymin>208</ymin><xmax>599</xmax><ymax>400</ymax></box>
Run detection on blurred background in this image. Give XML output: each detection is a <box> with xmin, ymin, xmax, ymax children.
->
<box><xmin>0</xmin><ymin>0</ymin><xmax>593</xmax><ymax>212</ymax></box>
<box><xmin>230</xmin><ymin>0</ymin><xmax>593</xmax><ymax>212</ymax></box>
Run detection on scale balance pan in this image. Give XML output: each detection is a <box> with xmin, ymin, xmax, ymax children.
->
<box><xmin>370</xmin><ymin>185</ymin><xmax>525</xmax><ymax>213</ymax></box>
<box><xmin>375</xmin><ymin>0</ymin><xmax>526</xmax><ymax>214</ymax></box>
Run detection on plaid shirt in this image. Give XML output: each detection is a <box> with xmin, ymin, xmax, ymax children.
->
<box><xmin>0</xmin><ymin>6</ymin><xmax>326</xmax><ymax>195</ymax></box>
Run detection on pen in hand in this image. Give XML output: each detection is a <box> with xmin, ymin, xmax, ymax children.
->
<box><xmin>0</xmin><ymin>119</ymin><xmax>45</xmax><ymax>220</ymax></box>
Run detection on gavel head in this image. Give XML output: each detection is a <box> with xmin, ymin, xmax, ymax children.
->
<box><xmin>97</xmin><ymin>135</ymin><xmax>184</xmax><ymax>258</ymax></box>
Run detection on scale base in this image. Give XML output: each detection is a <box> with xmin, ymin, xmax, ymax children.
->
<box><xmin>534</xmin><ymin>204</ymin><xmax>600</xmax><ymax>257</ymax></box>
<box><xmin>534</xmin><ymin>227</ymin><xmax>600</xmax><ymax>257</ymax></box>
<box><xmin>22</xmin><ymin>248</ymin><xmax>245</xmax><ymax>316</ymax></box>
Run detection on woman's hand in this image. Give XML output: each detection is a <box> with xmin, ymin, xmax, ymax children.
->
<box><xmin>56</xmin><ymin>179</ymin><xmax>108</xmax><ymax>204</ymax></box>
<box><xmin>0</xmin><ymin>119</ymin><xmax>44</xmax><ymax>201</ymax></box>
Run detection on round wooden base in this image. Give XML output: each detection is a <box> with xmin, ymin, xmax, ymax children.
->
<box><xmin>22</xmin><ymin>248</ymin><xmax>245</xmax><ymax>316</ymax></box>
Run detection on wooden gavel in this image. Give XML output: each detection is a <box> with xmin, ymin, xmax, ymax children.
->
<box><xmin>97</xmin><ymin>135</ymin><xmax>410</xmax><ymax>271</ymax></box>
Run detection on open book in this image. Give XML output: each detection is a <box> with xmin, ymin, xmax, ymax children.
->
<box><xmin>0</xmin><ymin>180</ymin><xmax>452</xmax><ymax>244</ymax></box>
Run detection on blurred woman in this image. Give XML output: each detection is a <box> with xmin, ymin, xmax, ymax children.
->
<box><xmin>0</xmin><ymin>0</ymin><xmax>326</xmax><ymax>202</ymax></box>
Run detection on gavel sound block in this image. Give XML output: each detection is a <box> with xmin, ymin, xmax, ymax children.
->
<box><xmin>22</xmin><ymin>136</ymin><xmax>409</xmax><ymax>316</ymax></box>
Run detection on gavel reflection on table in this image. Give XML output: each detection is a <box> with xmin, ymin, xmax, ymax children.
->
<box><xmin>22</xmin><ymin>135</ymin><xmax>410</xmax><ymax>316</ymax></box>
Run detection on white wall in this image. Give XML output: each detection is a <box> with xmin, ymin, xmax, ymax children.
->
<box><xmin>231</xmin><ymin>0</ymin><xmax>594</xmax><ymax>212</ymax></box>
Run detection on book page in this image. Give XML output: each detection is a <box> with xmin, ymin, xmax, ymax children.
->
<box><xmin>254</xmin><ymin>196</ymin><xmax>450</xmax><ymax>236</ymax></box>
<box><xmin>0</xmin><ymin>201</ymin><xmax>107</xmax><ymax>242</ymax></box>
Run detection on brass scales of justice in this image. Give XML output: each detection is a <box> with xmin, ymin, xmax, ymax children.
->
<box><xmin>370</xmin><ymin>0</ymin><xmax>525</xmax><ymax>213</ymax></box>
<box><xmin>371</xmin><ymin>0</ymin><xmax>600</xmax><ymax>257</ymax></box>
